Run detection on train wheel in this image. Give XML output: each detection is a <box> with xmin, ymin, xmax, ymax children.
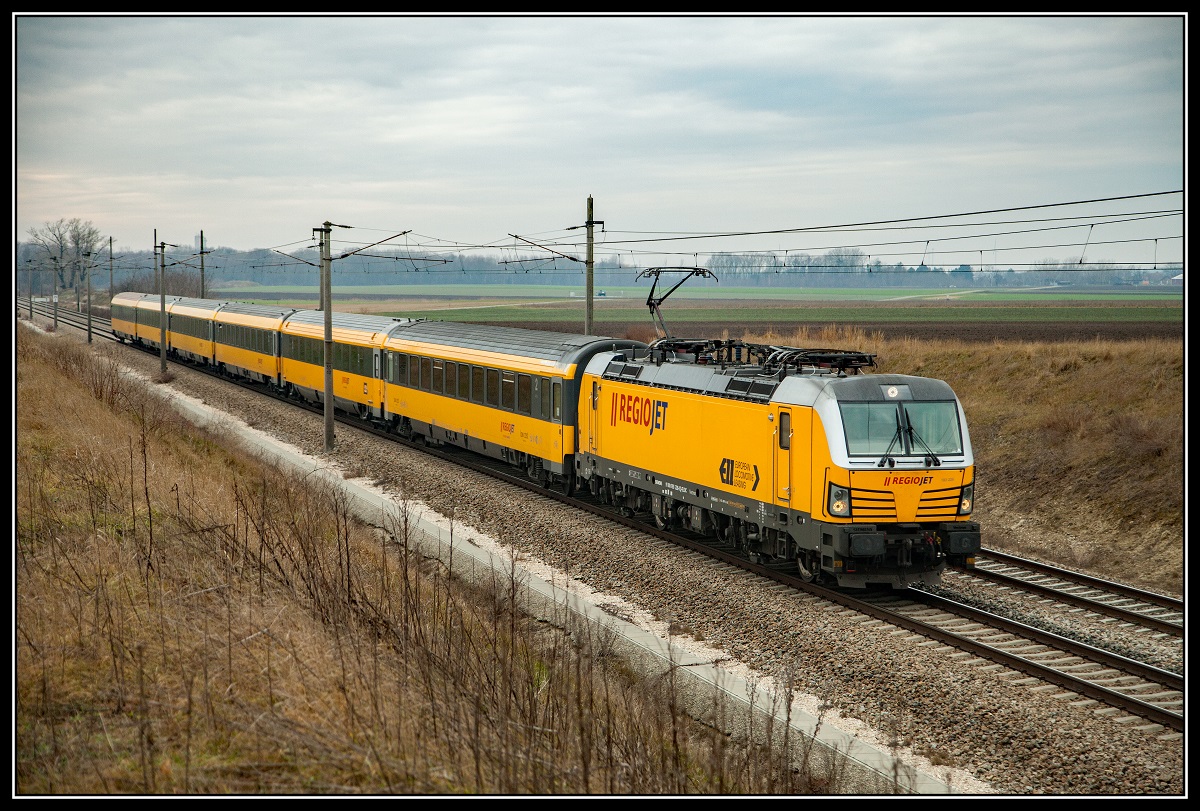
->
<box><xmin>796</xmin><ymin>550</ymin><xmax>822</xmax><ymax>584</ymax></box>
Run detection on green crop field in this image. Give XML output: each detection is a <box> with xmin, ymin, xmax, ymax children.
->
<box><xmin>208</xmin><ymin>283</ymin><xmax>1183</xmax><ymax>339</ymax></box>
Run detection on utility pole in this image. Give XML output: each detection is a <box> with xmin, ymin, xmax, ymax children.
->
<box><xmin>51</xmin><ymin>256</ymin><xmax>60</xmax><ymax>330</ymax></box>
<box><xmin>158</xmin><ymin>238</ymin><xmax>176</xmax><ymax>376</ymax></box>
<box><xmin>316</xmin><ymin>222</ymin><xmax>335</xmax><ymax>451</ymax></box>
<box><xmin>585</xmin><ymin>196</ymin><xmax>595</xmax><ymax>335</ymax></box>
<box><xmin>25</xmin><ymin>259</ymin><xmax>34</xmax><ymax>319</ymax></box>
<box><xmin>84</xmin><ymin>251</ymin><xmax>93</xmax><ymax>343</ymax></box>
<box><xmin>108</xmin><ymin>236</ymin><xmax>114</xmax><ymax>298</ymax></box>
<box><xmin>199</xmin><ymin>230</ymin><xmax>206</xmax><ymax>298</ymax></box>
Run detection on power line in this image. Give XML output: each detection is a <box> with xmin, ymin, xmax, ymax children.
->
<box><xmin>568</xmin><ymin>190</ymin><xmax>1184</xmax><ymax>247</ymax></box>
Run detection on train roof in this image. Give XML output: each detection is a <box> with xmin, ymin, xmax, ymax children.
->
<box><xmin>811</xmin><ymin>372</ymin><xmax>957</xmax><ymax>402</ymax></box>
<box><xmin>218</xmin><ymin>301</ymin><xmax>298</xmax><ymax>319</ymax></box>
<box><xmin>590</xmin><ymin>342</ymin><xmax>957</xmax><ymax>407</ymax></box>
<box><xmin>282</xmin><ymin>308</ymin><xmax>409</xmax><ymax>339</ymax></box>
<box><xmin>383</xmin><ymin>319</ymin><xmax>645</xmax><ymax>367</ymax></box>
<box><xmin>124</xmin><ymin>293</ymin><xmax>183</xmax><ymax>309</ymax></box>
<box><xmin>111</xmin><ymin>292</ymin><xmax>156</xmax><ymax>307</ymax></box>
<box><xmin>168</xmin><ymin>297</ymin><xmax>228</xmax><ymax>317</ymax></box>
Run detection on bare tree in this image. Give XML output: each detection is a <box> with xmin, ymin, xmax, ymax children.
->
<box><xmin>27</xmin><ymin>218</ymin><xmax>106</xmax><ymax>294</ymax></box>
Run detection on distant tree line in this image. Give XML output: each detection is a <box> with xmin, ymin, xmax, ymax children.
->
<box><xmin>18</xmin><ymin>220</ymin><xmax>1181</xmax><ymax>300</ymax></box>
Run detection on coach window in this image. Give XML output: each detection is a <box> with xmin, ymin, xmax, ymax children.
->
<box><xmin>419</xmin><ymin>357</ymin><xmax>432</xmax><ymax>391</ymax></box>
<box><xmin>432</xmin><ymin>359</ymin><xmax>444</xmax><ymax>393</ymax></box>
<box><xmin>517</xmin><ymin>374</ymin><xmax>532</xmax><ymax>414</ymax></box>
<box><xmin>552</xmin><ymin>380</ymin><xmax>562</xmax><ymax>423</ymax></box>
<box><xmin>540</xmin><ymin>377</ymin><xmax>551</xmax><ymax>420</ymax></box>
<box><xmin>501</xmin><ymin>370</ymin><xmax>516</xmax><ymax>411</ymax></box>
<box><xmin>443</xmin><ymin>361</ymin><xmax>456</xmax><ymax>396</ymax></box>
<box><xmin>486</xmin><ymin>368</ymin><xmax>500</xmax><ymax>407</ymax></box>
<box><xmin>471</xmin><ymin>366</ymin><xmax>485</xmax><ymax>404</ymax></box>
<box><xmin>458</xmin><ymin>363</ymin><xmax>470</xmax><ymax>400</ymax></box>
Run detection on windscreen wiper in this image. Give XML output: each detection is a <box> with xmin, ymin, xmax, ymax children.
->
<box><xmin>877</xmin><ymin>422</ymin><xmax>903</xmax><ymax>468</ymax></box>
<box><xmin>904</xmin><ymin>407</ymin><xmax>941</xmax><ymax>467</ymax></box>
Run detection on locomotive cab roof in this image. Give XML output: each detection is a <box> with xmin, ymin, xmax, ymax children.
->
<box><xmin>593</xmin><ymin>336</ymin><xmax>882</xmax><ymax>405</ymax></box>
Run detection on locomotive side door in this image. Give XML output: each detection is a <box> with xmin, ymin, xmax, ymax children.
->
<box><xmin>587</xmin><ymin>378</ymin><xmax>600</xmax><ymax>453</ymax></box>
<box><xmin>774</xmin><ymin>407</ymin><xmax>792</xmax><ymax>503</ymax></box>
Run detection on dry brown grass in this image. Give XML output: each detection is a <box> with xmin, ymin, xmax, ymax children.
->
<box><xmin>16</xmin><ymin>324</ymin><xmax>856</xmax><ymax>795</ymax></box>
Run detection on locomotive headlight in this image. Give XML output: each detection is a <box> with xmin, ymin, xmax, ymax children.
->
<box><xmin>828</xmin><ymin>485</ymin><xmax>851</xmax><ymax>517</ymax></box>
<box><xmin>958</xmin><ymin>484</ymin><xmax>974</xmax><ymax>515</ymax></box>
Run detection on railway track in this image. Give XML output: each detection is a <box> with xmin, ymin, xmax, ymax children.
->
<box><xmin>23</xmin><ymin>300</ymin><xmax>1185</xmax><ymax>736</ymax></box>
<box><xmin>952</xmin><ymin>550</ymin><xmax>1184</xmax><ymax>634</ymax></box>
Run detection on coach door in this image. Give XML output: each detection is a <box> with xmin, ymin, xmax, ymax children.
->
<box><xmin>774</xmin><ymin>407</ymin><xmax>792</xmax><ymax>503</ymax></box>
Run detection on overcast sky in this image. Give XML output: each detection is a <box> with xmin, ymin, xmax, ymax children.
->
<box><xmin>13</xmin><ymin>14</ymin><xmax>1186</xmax><ymax>270</ymax></box>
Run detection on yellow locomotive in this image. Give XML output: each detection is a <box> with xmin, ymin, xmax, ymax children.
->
<box><xmin>576</xmin><ymin>337</ymin><xmax>980</xmax><ymax>588</ymax></box>
<box><xmin>110</xmin><ymin>291</ymin><xmax>979</xmax><ymax>588</ymax></box>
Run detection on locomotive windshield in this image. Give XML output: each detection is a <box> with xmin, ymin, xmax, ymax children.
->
<box><xmin>839</xmin><ymin>401</ymin><xmax>963</xmax><ymax>457</ymax></box>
